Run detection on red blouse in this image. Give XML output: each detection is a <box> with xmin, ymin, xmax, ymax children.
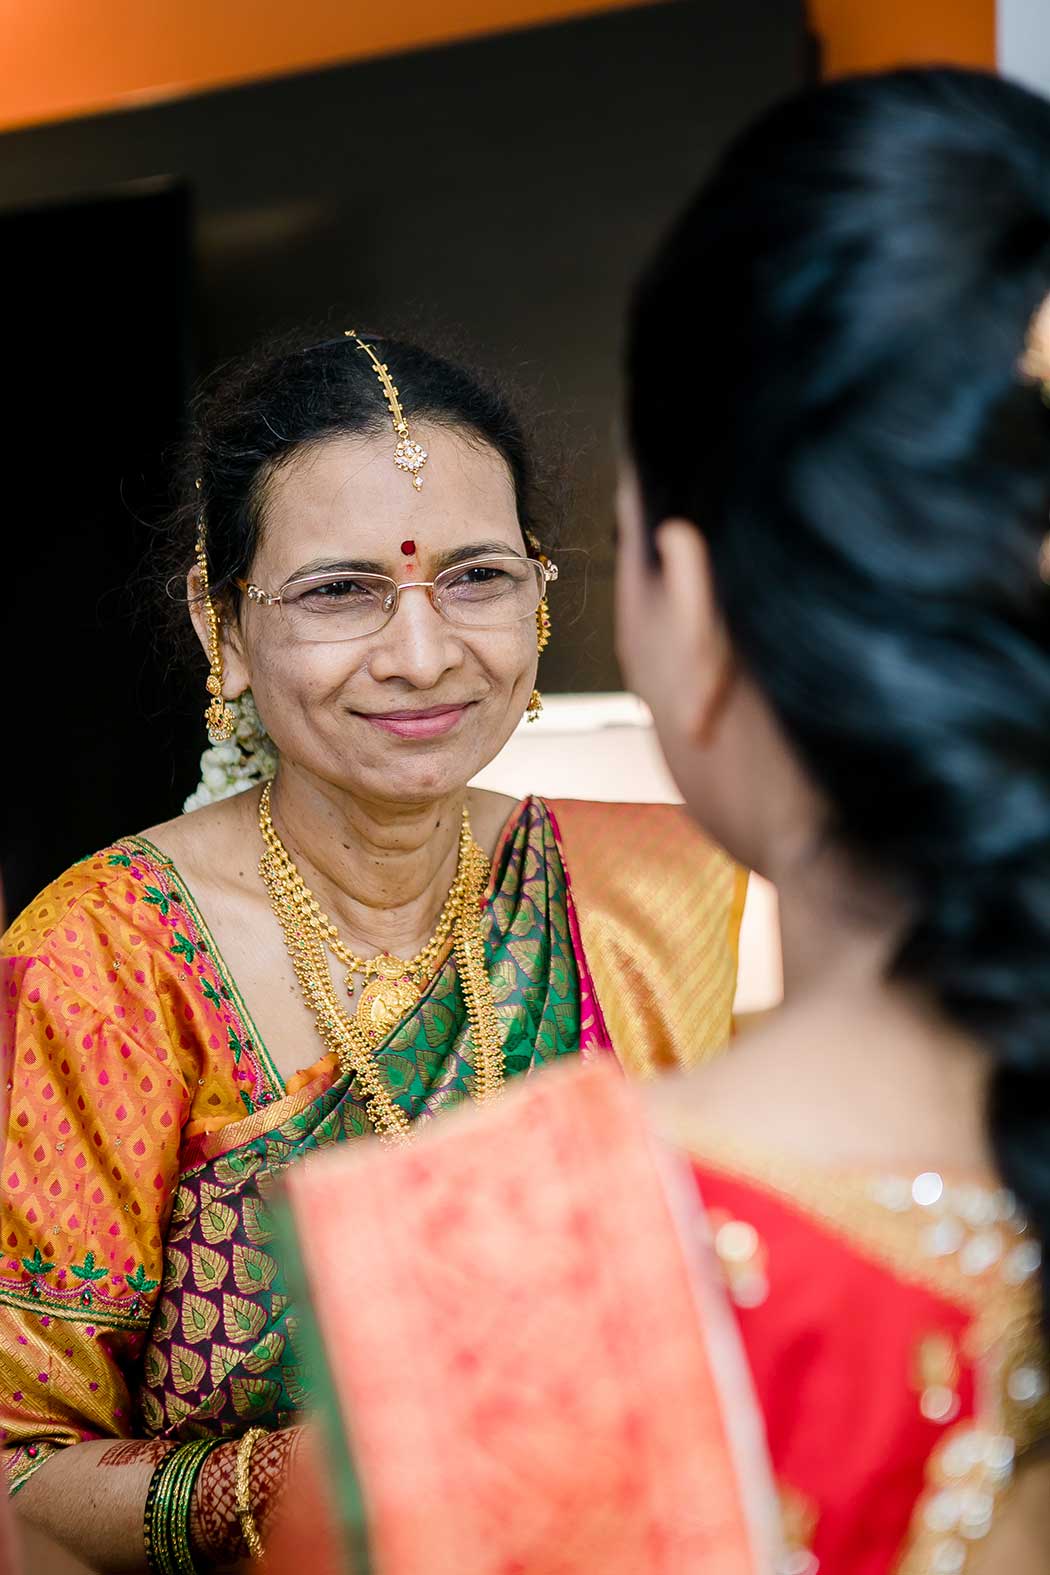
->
<box><xmin>691</xmin><ymin>1153</ymin><xmax>1048</xmax><ymax>1575</ymax></box>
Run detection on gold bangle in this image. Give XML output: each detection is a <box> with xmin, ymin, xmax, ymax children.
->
<box><xmin>234</xmin><ymin>1426</ymin><xmax>268</xmax><ymax>1561</ymax></box>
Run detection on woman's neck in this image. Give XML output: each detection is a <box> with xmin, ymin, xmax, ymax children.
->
<box><xmin>770</xmin><ymin>832</ymin><xmax>991</xmax><ymax>1141</ymax></box>
<box><xmin>679</xmin><ymin>833</ymin><xmax>994</xmax><ymax>1173</ymax></box>
<box><xmin>266</xmin><ymin>764</ymin><xmax>468</xmax><ymax>960</ymax></box>
<box><xmin>770</xmin><ymin>833</ymin><xmax>903</xmax><ymax>1001</ymax></box>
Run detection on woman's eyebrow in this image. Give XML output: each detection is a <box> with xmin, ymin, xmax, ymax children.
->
<box><xmin>289</xmin><ymin>556</ymin><xmax>388</xmax><ymax>578</ymax></box>
<box><xmin>439</xmin><ymin>542</ymin><xmax>524</xmax><ymax>568</ymax></box>
<box><xmin>285</xmin><ymin>542</ymin><xmax>523</xmax><ymax>580</ymax></box>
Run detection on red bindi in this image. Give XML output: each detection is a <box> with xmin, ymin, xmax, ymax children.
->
<box><xmin>400</xmin><ymin>540</ymin><xmax>416</xmax><ymax>557</ymax></box>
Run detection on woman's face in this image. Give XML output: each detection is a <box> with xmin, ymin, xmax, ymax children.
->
<box><xmin>615</xmin><ymin>456</ymin><xmax>822</xmax><ymax>877</ymax></box>
<box><xmin>614</xmin><ymin>457</ymin><xmax>738</xmax><ymax>848</ymax></box>
<box><xmin>219</xmin><ymin>424</ymin><xmax>538</xmax><ymax>807</ymax></box>
<box><xmin>614</xmin><ymin>460</ymin><xmax>703</xmax><ymax>808</ymax></box>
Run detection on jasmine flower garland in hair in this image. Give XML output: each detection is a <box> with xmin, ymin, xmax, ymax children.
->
<box><xmin>184</xmin><ymin>692</ymin><xmax>278</xmax><ymax>812</ymax></box>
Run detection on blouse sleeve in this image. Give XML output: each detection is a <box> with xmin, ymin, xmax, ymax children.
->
<box><xmin>0</xmin><ymin>924</ymin><xmax>190</xmax><ymax>1491</ymax></box>
<box><xmin>548</xmin><ymin>800</ymin><xmax>747</xmax><ymax>1076</ymax></box>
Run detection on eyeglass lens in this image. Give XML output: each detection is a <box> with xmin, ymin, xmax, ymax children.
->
<box><xmin>276</xmin><ymin>556</ymin><xmax>544</xmax><ymax>642</ymax></box>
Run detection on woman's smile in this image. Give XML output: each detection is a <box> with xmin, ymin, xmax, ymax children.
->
<box><xmin>356</xmin><ymin>701</ymin><xmax>476</xmax><ymax>739</ymax></box>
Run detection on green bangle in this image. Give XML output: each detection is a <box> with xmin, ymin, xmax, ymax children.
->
<box><xmin>164</xmin><ymin>1443</ymin><xmax>206</xmax><ymax>1575</ymax></box>
<box><xmin>142</xmin><ymin>1453</ymin><xmax>170</xmax><ymax>1574</ymax></box>
<box><xmin>144</xmin><ymin>1439</ymin><xmax>224</xmax><ymax>1575</ymax></box>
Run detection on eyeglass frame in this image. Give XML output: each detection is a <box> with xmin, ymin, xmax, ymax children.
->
<box><xmin>234</xmin><ymin>552</ymin><xmax>559</xmax><ymax>641</ymax></box>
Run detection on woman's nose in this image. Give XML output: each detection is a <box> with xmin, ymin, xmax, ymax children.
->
<box><xmin>367</xmin><ymin>585</ymin><xmax>464</xmax><ymax>688</ymax></box>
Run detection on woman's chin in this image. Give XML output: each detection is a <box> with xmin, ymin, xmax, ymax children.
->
<box><xmin>278</xmin><ymin>703</ymin><xmax>517</xmax><ymax>804</ymax></box>
<box><xmin>331</xmin><ymin>741</ymin><xmax>497</xmax><ymax>806</ymax></box>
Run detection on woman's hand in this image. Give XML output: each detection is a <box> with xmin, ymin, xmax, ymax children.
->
<box><xmin>190</xmin><ymin>1426</ymin><xmax>304</xmax><ymax>1569</ymax></box>
<box><xmin>16</xmin><ymin>1437</ymin><xmax>176</xmax><ymax>1572</ymax></box>
<box><xmin>13</xmin><ymin>1426</ymin><xmax>305</xmax><ymax>1573</ymax></box>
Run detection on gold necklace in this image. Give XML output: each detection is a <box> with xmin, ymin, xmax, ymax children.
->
<box><xmin>257</xmin><ymin>784</ymin><xmax>504</xmax><ymax>1141</ymax></box>
<box><xmin>260</xmin><ymin>785</ymin><xmax>474</xmax><ymax>1036</ymax></box>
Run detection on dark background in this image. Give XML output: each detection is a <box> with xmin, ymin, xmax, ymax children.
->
<box><xmin>2</xmin><ymin>0</ymin><xmax>810</xmax><ymax>916</ymax></box>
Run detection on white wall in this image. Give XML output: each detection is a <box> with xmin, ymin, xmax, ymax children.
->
<box><xmin>998</xmin><ymin>0</ymin><xmax>1050</xmax><ymax>95</ymax></box>
<box><xmin>472</xmin><ymin>694</ymin><xmax>783</xmax><ymax>1012</ymax></box>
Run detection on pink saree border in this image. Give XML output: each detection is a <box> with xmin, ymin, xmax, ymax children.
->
<box><xmin>543</xmin><ymin>800</ymin><xmax>616</xmax><ymax>1061</ymax></box>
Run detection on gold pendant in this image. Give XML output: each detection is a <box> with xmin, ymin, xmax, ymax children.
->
<box><xmin>353</xmin><ymin>955</ymin><xmax>421</xmax><ymax>1044</ymax></box>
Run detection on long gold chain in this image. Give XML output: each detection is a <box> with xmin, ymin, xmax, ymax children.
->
<box><xmin>257</xmin><ymin>784</ymin><xmax>504</xmax><ymax>1141</ymax></box>
<box><xmin>259</xmin><ymin>785</ymin><xmax>473</xmax><ymax>992</ymax></box>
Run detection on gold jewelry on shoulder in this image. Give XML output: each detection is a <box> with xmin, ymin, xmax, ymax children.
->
<box><xmin>345</xmin><ymin>329</ymin><xmax>428</xmax><ymax>490</ymax></box>
<box><xmin>258</xmin><ymin>784</ymin><xmax>503</xmax><ymax>1140</ymax></box>
<box><xmin>234</xmin><ymin>1426</ymin><xmax>268</xmax><ymax>1562</ymax></box>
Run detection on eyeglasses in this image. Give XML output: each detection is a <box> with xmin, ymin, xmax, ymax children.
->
<box><xmin>236</xmin><ymin>554</ymin><xmax>558</xmax><ymax>644</ymax></box>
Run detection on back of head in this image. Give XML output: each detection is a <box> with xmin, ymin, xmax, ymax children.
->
<box><xmin>627</xmin><ymin>69</ymin><xmax>1050</xmax><ymax>1310</ymax></box>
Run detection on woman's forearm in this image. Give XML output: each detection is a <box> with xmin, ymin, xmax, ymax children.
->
<box><xmin>14</xmin><ymin>1427</ymin><xmax>303</xmax><ymax>1573</ymax></box>
<box><xmin>15</xmin><ymin>1437</ymin><xmax>168</xmax><ymax>1573</ymax></box>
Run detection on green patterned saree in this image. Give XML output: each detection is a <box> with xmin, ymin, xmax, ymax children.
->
<box><xmin>3</xmin><ymin>790</ymin><xmax>742</xmax><ymax>1488</ymax></box>
<box><xmin>137</xmin><ymin>797</ymin><xmax>585</xmax><ymax>1441</ymax></box>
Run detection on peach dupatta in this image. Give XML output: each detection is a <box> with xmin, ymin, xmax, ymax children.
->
<box><xmin>266</xmin><ymin>1061</ymin><xmax>778</xmax><ymax>1575</ymax></box>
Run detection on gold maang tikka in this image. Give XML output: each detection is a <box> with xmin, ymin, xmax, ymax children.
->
<box><xmin>194</xmin><ymin>479</ymin><xmax>237</xmax><ymax>745</ymax></box>
<box><xmin>527</xmin><ymin>531</ymin><xmax>553</xmax><ymax>723</ymax></box>
<box><xmin>345</xmin><ymin>330</ymin><xmax>429</xmax><ymax>490</ymax></box>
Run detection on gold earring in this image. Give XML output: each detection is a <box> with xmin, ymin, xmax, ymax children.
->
<box><xmin>527</xmin><ymin>593</ymin><xmax>552</xmax><ymax>723</ymax></box>
<box><xmin>195</xmin><ymin>487</ymin><xmax>236</xmax><ymax>745</ymax></box>
<box><xmin>536</xmin><ymin>595</ymin><xmax>552</xmax><ymax>654</ymax></box>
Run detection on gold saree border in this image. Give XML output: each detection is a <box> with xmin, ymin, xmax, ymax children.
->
<box><xmin>548</xmin><ymin>800</ymin><xmax>746</xmax><ymax>1077</ymax></box>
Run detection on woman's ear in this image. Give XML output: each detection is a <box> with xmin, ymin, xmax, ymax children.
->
<box><xmin>186</xmin><ymin>565</ymin><xmax>251</xmax><ymax>700</ymax></box>
<box><xmin>651</xmin><ymin>519</ymin><xmax>734</xmax><ymax>745</ymax></box>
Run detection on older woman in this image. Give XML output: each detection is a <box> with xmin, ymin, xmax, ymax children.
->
<box><xmin>0</xmin><ymin>331</ymin><xmax>743</xmax><ymax>1569</ymax></box>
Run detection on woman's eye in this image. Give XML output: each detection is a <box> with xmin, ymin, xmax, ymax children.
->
<box><xmin>302</xmin><ymin>578</ymin><xmax>372</xmax><ymax>602</ymax></box>
<box><xmin>455</xmin><ymin>565</ymin><xmax>504</xmax><ymax>586</ymax></box>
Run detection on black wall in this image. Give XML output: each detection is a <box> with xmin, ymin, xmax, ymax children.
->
<box><xmin>0</xmin><ymin>0</ymin><xmax>808</xmax><ymax>912</ymax></box>
<box><xmin>3</xmin><ymin>181</ymin><xmax>192</xmax><ymax>917</ymax></box>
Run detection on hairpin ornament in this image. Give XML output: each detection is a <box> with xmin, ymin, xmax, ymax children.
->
<box><xmin>345</xmin><ymin>330</ymin><xmax>428</xmax><ymax>490</ymax></box>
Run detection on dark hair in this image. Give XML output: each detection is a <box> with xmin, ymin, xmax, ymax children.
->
<box><xmin>172</xmin><ymin>329</ymin><xmax>548</xmax><ymax>606</ymax></box>
<box><xmin>628</xmin><ymin>70</ymin><xmax>1050</xmax><ymax>1318</ymax></box>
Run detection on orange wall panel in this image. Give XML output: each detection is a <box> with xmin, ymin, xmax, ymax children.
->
<box><xmin>0</xmin><ymin>0</ymin><xmax>650</xmax><ymax>133</ymax></box>
<box><xmin>0</xmin><ymin>0</ymin><xmax>998</xmax><ymax>136</ymax></box>
<box><xmin>808</xmin><ymin>0</ymin><xmax>995</xmax><ymax>78</ymax></box>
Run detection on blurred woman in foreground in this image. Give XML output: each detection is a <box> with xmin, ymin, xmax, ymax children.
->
<box><xmin>268</xmin><ymin>69</ymin><xmax>1050</xmax><ymax>1575</ymax></box>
